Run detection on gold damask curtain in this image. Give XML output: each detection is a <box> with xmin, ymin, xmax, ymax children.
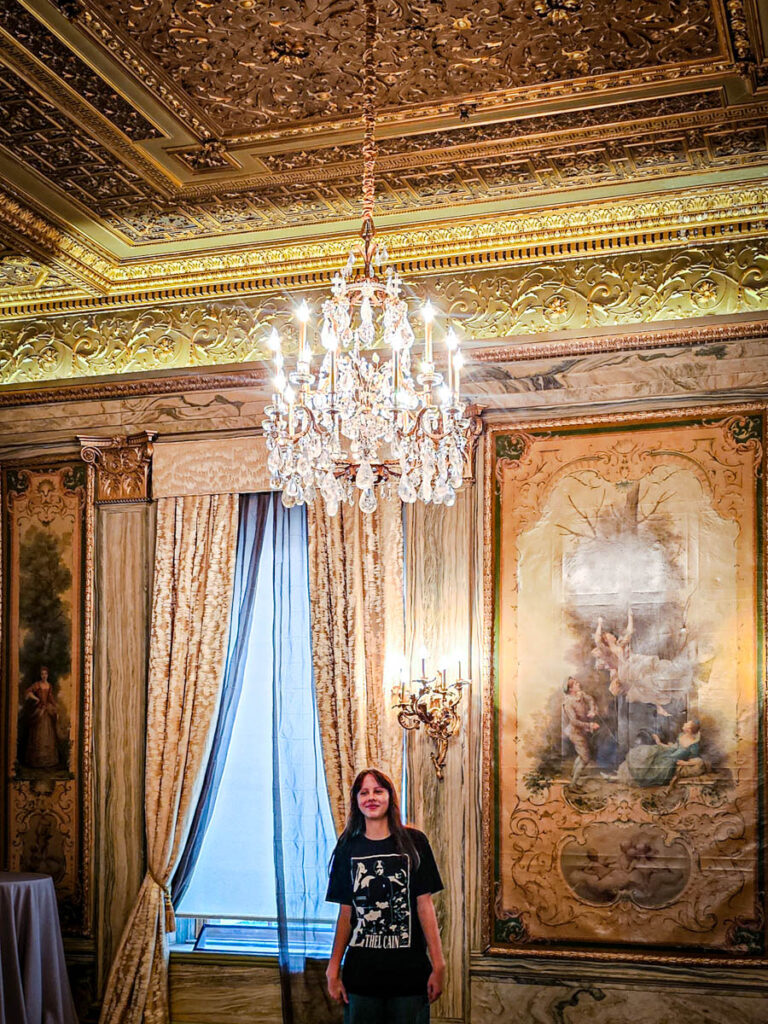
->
<box><xmin>308</xmin><ymin>494</ymin><xmax>404</xmax><ymax>833</ymax></box>
<box><xmin>99</xmin><ymin>493</ymin><xmax>239</xmax><ymax>1024</ymax></box>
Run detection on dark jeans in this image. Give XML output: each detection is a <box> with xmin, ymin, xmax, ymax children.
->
<box><xmin>344</xmin><ymin>992</ymin><xmax>429</xmax><ymax>1024</ymax></box>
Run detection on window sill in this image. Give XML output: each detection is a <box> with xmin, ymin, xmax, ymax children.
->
<box><xmin>169</xmin><ymin>945</ymin><xmax>279</xmax><ymax>968</ymax></box>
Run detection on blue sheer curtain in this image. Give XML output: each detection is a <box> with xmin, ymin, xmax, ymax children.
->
<box><xmin>271</xmin><ymin>496</ymin><xmax>341</xmax><ymax>1023</ymax></box>
<box><xmin>172</xmin><ymin>493</ymin><xmax>270</xmax><ymax>907</ymax></box>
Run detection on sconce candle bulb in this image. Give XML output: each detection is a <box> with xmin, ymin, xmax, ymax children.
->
<box><xmin>393</xmin><ymin>653</ymin><xmax>470</xmax><ymax>779</ymax></box>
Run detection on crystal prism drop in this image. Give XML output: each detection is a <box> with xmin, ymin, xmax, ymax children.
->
<box><xmin>359</xmin><ymin>487</ymin><xmax>378</xmax><ymax>513</ymax></box>
<box><xmin>398</xmin><ymin>473</ymin><xmax>417</xmax><ymax>503</ymax></box>
<box><xmin>267</xmin><ymin>447</ymin><xmax>282</xmax><ymax>473</ymax></box>
<box><xmin>356</xmin><ymin>461</ymin><xmax>375</xmax><ymax>490</ymax></box>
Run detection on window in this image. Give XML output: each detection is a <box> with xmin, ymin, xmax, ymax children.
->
<box><xmin>175</xmin><ymin>499</ymin><xmax>337</xmax><ymax>955</ymax></box>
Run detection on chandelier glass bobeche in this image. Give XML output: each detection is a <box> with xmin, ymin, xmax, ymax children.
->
<box><xmin>262</xmin><ymin>0</ymin><xmax>475</xmax><ymax>517</ymax></box>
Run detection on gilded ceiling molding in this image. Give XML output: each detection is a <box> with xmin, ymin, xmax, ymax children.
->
<box><xmin>172</xmin><ymin>104</ymin><xmax>768</xmax><ymax>203</ymax></box>
<box><xmin>78</xmin><ymin>431</ymin><xmax>156</xmax><ymax>503</ymax></box>
<box><xmin>222</xmin><ymin>56</ymin><xmax>736</xmax><ymax>146</ymax></box>
<box><xmin>76</xmin><ymin>3</ymin><xmax>216</xmax><ymax>140</ymax></box>
<box><xmin>0</xmin><ymin>2</ymin><xmax>159</xmax><ymax>140</ymax></box>
<box><xmin>1</xmin><ymin>240</ymin><xmax>766</xmax><ymax>387</ymax></box>
<box><xmin>0</xmin><ymin>187</ymin><xmax>112</xmax><ymax>293</ymax></box>
<box><xmin>724</xmin><ymin>0</ymin><xmax>755</xmax><ymax>67</ymax></box>
<box><xmin>65</xmin><ymin>181</ymin><xmax>768</xmax><ymax>288</ymax></box>
<box><xmin>2</xmin><ymin>180</ymin><xmax>767</xmax><ymax>320</ymax></box>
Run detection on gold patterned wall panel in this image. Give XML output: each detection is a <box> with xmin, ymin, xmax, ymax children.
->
<box><xmin>1</xmin><ymin>240</ymin><xmax>766</xmax><ymax>386</ymax></box>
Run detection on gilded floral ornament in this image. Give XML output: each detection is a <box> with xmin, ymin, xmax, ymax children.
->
<box><xmin>534</xmin><ymin>0</ymin><xmax>582</xmax><ymax>23</ymax></box>
<box><xmin>0</xmin><ymin>241</ymin><xmax>766</xmax><ymax>387</ymax></box>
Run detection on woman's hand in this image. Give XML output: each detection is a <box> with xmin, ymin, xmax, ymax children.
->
<box><xmin>427</xmin><ymin>963</ymin><xmax>445</xmax><ymax>1003</ymax></box>
<box><xmin>326</xmin><ymin>969</ymin><xmax>348</xmax><ymax>1005</ymax></box>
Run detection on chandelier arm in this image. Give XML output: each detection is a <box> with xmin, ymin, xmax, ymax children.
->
<box><xmin>398</xmin><ymin>405</ymin><xmax>457</xmax><ymax>444</ymax></box>
<box><xmin>281</xmin><ymin>405</ymin><xmax>330</xmax><ymax>444</ymax></box>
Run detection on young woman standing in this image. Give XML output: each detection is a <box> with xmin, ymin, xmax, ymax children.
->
<box><xmin>326</xmin><ymin>769</ymin><xmax>445</xmax><ymax>1023</ymax></box>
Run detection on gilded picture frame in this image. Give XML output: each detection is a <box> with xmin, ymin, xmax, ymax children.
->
<box><xmin>483</xmin><ymin>405</ymin><xmax>767</xmax><ymax>965</ymax></box>
<box><xmin>0</xmin><ymin>457</ymin><xmax>95</xmax><ymax>937</ymax></box>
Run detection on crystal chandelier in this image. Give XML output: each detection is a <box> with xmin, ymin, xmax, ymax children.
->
<box><xmin>262</xmin><ymin>0</ymin><xmax>477</xmax><ymax>516</ymax></box>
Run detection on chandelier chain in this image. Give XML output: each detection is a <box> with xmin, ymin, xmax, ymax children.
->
<box><xmin>261</xmin><ymin>0</ymin><xmax>478</xmax><ymax>518</ymax></box>
<box><xmin>361</xmin><ymin>0</ymin><xmax>377</xmax><ymax>225</ymax></box>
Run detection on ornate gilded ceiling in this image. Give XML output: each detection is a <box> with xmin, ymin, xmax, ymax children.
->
<box><xmin>0</xmin><ymin>0</ymin><xmax>767</xmax><ymax>340</ymax></box>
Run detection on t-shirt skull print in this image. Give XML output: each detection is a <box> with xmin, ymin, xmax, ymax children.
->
<box><xmin>326</xmin><ymin>828</ymin><xmax>443</xmax><ymax>997</ymax></box>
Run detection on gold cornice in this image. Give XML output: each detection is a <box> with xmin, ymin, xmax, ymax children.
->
<box><xmin>0</xmin><ymin>188</ymin><xmax>113</xmax><ymax>293</ymax></box>
<box><xmin>1</xmin><ymin>180</ymin><xmax>768</xmax><ymax>319</ymax></box>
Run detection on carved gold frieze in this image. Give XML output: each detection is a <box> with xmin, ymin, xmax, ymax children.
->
<box><xmin>78</xmin><ymin>432</ymin><xmax>156</xmax><ymax>503</ymax></box>
<box><xmin>2</xmin><ymin>240</ymin><xmax>766</xmax><ymax>387</ymax></box>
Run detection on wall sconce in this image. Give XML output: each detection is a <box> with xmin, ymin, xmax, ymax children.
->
<box><xmin>392</xmin><ymin>650</ymin><xmax>470</xmax><ymax>780</ymax></box>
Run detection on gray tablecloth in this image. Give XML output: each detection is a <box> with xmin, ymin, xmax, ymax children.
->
<box><xmin>0</xmin><ymin>873</ymin><xmax>78</xmax><ymax>1024</ymax></box>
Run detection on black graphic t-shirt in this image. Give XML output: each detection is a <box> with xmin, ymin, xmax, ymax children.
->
<box><xmin>326</xmin><ymin>828</ymin><xmax>443</xmax><ymax>997</ymax></box>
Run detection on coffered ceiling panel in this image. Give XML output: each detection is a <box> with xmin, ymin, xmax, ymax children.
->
<box><xmin>89</xmin><ymin>0</ymin><xmax>723</xmax><ymax>136</ymax></box>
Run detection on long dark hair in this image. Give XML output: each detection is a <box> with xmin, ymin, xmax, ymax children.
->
<box><xmin>331</xmin><ymin>768</ymin><xmax>420</xmax><ymax>869</ymax></box>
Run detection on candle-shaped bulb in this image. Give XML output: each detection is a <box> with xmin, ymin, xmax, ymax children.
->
<box><xmin>296</xmin><ymin>301</ymin><xmax>310</xmax><ymax>324</ymax></box>
<box><xmin>453</xmin><ymin>349</ymin><xmax>464</xmax><ymax>393</ymax></box>
<box><xmin>418</xmin><ymin>644</ymin><xmax>429</xmax><ymax>677</ymax></box>
<box><xmin>422</xmin><ymin>301</ymin><xmax>434</xmax><ymax>365</ymax></box>
<box><xmin>274</xmin><ymin>371</ymin><xmax>287</xmax><ymax>394</ymax></box>
<box><xmin>267</xmin><ymin>328</ymin><xmax>281</xmax><ymax>352</ymax></box>
<box><xmin>284</xmin><ymin>384</ymin><xmax>296</xmax><ymax>405</ymax></box>
<box><xmin>321</xmin><ymin>321</ymin><xmax>338</xmax><ymax>351</ymax></box>
<box><xmin>445</xmin><ymin>328</ymin><xmax>458</xmax><ymax>351</ymax></box>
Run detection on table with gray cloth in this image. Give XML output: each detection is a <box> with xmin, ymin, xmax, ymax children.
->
<box><xmin>0</xmin><ymin>873</ymin><xmax>78</xmax><ymax>1024</ymax></box>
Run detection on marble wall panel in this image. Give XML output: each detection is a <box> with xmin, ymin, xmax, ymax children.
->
<box><xmin>169</xmin><ymin>959</ymin><xmax>282</xmax><ymax>1024</ymax></box>
<box><xmin>93</xmin><ymin>504</ymin><xmax>153</xmax><ymax>992</ymax></box>
<box><xmin>469</xmin><ymin>975</ymin><xmax>768</xmax><ymax>1024</ymax></box>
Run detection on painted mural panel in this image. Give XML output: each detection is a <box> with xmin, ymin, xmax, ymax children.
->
<box><xmin>486</xmin><ymin>411</ymin><xmax>766</xmax><ymax>960</ymax></box>
<box><xmin>2</xmin><ymin>461</ymin><xmax>93</xmax><ymax>935</ymax></box>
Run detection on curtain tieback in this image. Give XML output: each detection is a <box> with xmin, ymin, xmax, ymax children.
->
<box><xmin>148</xmin><ymin>870</ymin><xmax>176</xmax><ymax>934</ymax></box>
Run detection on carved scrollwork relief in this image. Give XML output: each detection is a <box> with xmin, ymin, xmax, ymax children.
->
<box><xmin>1</xmin><ymin>240</ymin><xmax>767</xmax><ymax>385</ymax></box>
<box><xmin>91</xmin><ymin>0</ymin><xmax>721</xmax><ymax>135</ymax></box>
<box><xmin>78</xmin><ymin>432</ymin><xmax>157</xmax><ymax>503</ymax></box>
